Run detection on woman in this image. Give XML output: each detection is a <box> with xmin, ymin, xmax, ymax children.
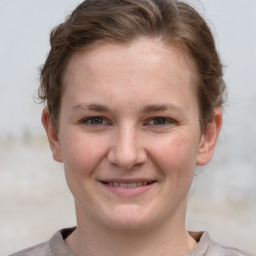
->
<box><xmin>12</xmin><ymin>0</ymin><xmax>252</xmax><ymax>255</ymax></box>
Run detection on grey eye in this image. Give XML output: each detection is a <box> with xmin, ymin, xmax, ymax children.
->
<box><xmin>150</xmin><ymin>118</ymin><xmax>168</xmax><ymax>125</ymax></box>
<box><xmin>148</xmin><ymin>117</ymin><xmax>170</xmax><ymax>125</ymax></box>
<box><xmin>147</xmin><ymin>117</ymin><xmax>175</xmax><ymax>126</ymax></box>
<box><xmin>84</xmin><ymin>117</ymin><xmax>105</xmax><ymax>125</ymax></box>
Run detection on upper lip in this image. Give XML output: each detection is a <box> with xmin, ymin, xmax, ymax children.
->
<box><xmin>99</xmin><ymin>178</ymin><xmax>156</xmax><ymax>184</ymax></box>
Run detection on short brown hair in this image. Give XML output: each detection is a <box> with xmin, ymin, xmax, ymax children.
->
<box><xmin>39</xmin><ymin>0</ymin><xmax>226</xmax><ymax>132</ymax></box>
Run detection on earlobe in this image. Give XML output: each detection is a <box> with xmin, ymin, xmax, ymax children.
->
<box><xmin>41</xmin><ymin>107</ymin><xmax>63</xmax><ymax>163</ymax></box>
<box><xmin>196</xmin><ymin>108</ymin><xmax>222</xmax><ymax>166</ymax></box>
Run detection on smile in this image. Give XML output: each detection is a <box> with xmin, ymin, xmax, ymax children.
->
<box><xmin>100</xmin><ymin>180</ymin><xmax>156</xmax><ymax>197</ymax></box>
<box><xmin>102</xmin><ymin>181</ymin><xmax>155</xmax><ymax>187</ymax></box>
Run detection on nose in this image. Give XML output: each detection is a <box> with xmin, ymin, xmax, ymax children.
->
<box><xmin>107</xmin><ymin>125</ymin><xmax>147</xmax><ymax>170</ymax></box>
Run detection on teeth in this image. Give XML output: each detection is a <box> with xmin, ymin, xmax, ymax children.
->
<box><xmin>107</xmin><ymin>181</ymin><xmax>152</xmax><ymax>187</ymax></box>
<box><xmin>127</xmin><ymin>183</ymin><xmax>136</xmax><ymax>187</ymax></box>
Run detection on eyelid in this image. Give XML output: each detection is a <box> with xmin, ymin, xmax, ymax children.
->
<box><xmin>79</xmin><ymin>116</ymin><xmax>176</xmax><ymax>127</ymax></box>
<box><xmin>145</xmin><ymin>117</ymin><xmax>176</xmax><ymax>126</ymax></box>
<box><xmin>80</xmin><ymin>116</ymin><xmax>111</xmax><ymax>126</ymax></box>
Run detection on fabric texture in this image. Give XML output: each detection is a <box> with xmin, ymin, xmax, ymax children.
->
<box><xmin>10</xmin><ymin>227</ymin><xmax>253</xmax><ymax>256</ymax></box>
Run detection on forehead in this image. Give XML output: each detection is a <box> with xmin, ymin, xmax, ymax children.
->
<box><xmin>65</xmin><ymin>38</ymin><xmax>194</xmax><ymax>84</ymax></box>
<box><xmin>63</xmin><ymin>38</ymin><xmax>197</xmax><ymax>109</ymax></box>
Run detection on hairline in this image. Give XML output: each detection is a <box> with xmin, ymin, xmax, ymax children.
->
<box><xmin>55</xmin><ymin>36</ymin><xmax>201</xmax><ymax>130</ymax></box>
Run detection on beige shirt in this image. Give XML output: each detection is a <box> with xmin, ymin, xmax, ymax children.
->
<box><xmin>10</xmin><ymin>227</ymin><xmax>253</xmax><ymax>256</ymax></box>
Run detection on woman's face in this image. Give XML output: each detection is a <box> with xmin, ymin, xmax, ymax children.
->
<box><xmin>44</xmin><ymin>38</ymin><xmax>220</xmax><ymax>232</ymax></box>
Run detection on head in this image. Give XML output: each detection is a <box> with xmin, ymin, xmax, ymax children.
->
<box><xmin>39</xmin><ymin>0</ymin><xmax>225</xmax><ymax>134</ymax></box>
<box><xmin>40</xmin><ymin>0</ymin><xmax>225</xmax><ymax>234</ymax></box>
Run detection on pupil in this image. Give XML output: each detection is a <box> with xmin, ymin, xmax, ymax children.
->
<box><xmin>92</xmin><ymin>118</ymin><xmax>103</xmax><ymax>124</ymax></box>
<box><xmin>154</xmin><ymin>118</ymin><xmax>165</xmax><ymax>125</ymax></box>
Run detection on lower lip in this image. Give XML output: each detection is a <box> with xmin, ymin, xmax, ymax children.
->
<box><xmin>100</xmin><ymin>182</ymin><xmax>155</xmax><ymax>197</ymax></box>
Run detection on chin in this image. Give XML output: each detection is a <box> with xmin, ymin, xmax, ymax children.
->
<box><xmin>105</xmin><ymin>218</ymin><xmax>153</xmax><ymax>233</ymax></box>
<box><xmin>100</xmin><ymin>204</ymin><xmax>159</xmax><ymax>233</ymax></box>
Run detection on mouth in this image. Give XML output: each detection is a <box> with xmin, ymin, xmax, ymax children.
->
<box><xmin>99</xmin><ymin>179</ymin><xmax>157</xmax><ymax>197</ymax></box>
<box><xmin>101</xmin><ymin>181</ymin><xmax>155</xmax><ymax>187</ymax></box>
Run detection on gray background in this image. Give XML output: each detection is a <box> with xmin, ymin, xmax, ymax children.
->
<box><xmin>0</xmin><ymin>0</ymin><xmax>256</xmax><ymax>255</ymax></box>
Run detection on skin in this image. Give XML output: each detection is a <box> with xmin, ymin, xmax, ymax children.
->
<box><xmin>42</xmin><ymin>38</ymin><xmax>222</xmax><ymax>256</ymax></box>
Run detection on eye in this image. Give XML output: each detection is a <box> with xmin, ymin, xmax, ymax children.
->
<box><xmin>147</xmin><ymin>117</ymin><xmax>175</xmax><ymax>126</ymax></box>
<box><xmin>81</xmin><ymin>117</ymin><xmax>107</xmax><ymax>125</ymax></box>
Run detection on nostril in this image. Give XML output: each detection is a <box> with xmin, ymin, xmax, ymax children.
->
<box><xmin>107</xmin><ymin>132</ymin><xmax>147</xmax><ymax>169</ymax></box>
<box><xmin>107</xmin><ymin>150</ymin><xmax>143</xmax><ymax>169</ymax></box>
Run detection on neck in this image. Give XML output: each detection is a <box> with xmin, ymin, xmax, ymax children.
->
<box><xmin>65</xmin><ymin>202</ymin><xmax>197</xmax><ymax>256</ymax></box>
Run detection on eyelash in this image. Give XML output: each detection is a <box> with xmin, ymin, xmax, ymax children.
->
<box><xmin>81</xmin><ymin>116</ymin><xmax>109</xmax><ymax>126</ymax></box>
<box><xmin>146</xmin><ymin>117</ymin><xmax>175</xmax><ymax>126</ymax></box>
<box><xmin>80</xmin><ymin>116</ymin><xmax>175</xmax><ymax>127</ymax></box>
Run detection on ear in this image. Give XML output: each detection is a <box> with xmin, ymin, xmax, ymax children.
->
<box><xmin>196</xmin><ymin>108</ymin><xmax>222</xmax><ymax>166</ymax></box>
<box><xmin>41</xmin><ymin>107</ymin><xmax>63</xmax><ymax>163</ymax></box>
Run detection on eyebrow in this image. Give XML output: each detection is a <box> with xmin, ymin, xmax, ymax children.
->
<box><xmin>142</xmin><ymin>104</ymin><xmax>184</xmax><ymax>113</ymax></box>
<box><xmin>72</xmin><ymin>103</ymin><xmax>111</xmax><ymax>112</ymax></box>
<box><xmin>72</xmin><ymin>103</ymin><xmax>184</xmax><ymax>114</ymax></box>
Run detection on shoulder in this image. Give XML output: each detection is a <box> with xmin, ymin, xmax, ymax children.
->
<box><xmin>9</xmin><ymin>227</ymin><xmax>75</xmax><ymax>256</ymax></box>
<box><xmin>9</xmin><ymin>242</ymin><xmax>50</xmax><ymax>256</ymax></box>
<box><xmin>188</xmin><ymin>231</ymin><xmax>253</xmax><ymax>256</ymax></box>
<box><xmin>207</xmin><ymin>238</ymin><xmax>254</xmax><ymax>256</ymax></box>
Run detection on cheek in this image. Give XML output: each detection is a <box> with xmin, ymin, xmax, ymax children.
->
<box><xmin>151</xmin><ymin>134</ymin><xmax>198</xmax><ymax>179</ymax></box>
<box><xmin>59</xmin><ymin>132</ymin><xmax>109</xmax><ymax>205</ymax></box>
<box><xmin>60</xmin><ymin>132</ymin><xmax>108</xmax><ymax>178</ymax></box>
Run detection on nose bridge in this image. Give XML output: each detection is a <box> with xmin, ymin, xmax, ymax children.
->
<box><xmin>108</xmin><ymin>123</ymin><xmax>146</xmax><ymax>169</ymax></box>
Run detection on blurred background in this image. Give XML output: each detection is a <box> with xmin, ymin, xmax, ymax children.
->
<box><xmin>0</xmin><ymin>0</ymin><xmax>256</xmax><ymax>255</ymax></box>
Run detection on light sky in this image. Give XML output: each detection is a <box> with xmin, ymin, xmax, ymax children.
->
<box><xmin>0</xmin><ymin>0</ymin><xmax>256</xmax><ymax>138</ymax></box>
